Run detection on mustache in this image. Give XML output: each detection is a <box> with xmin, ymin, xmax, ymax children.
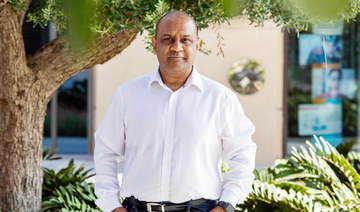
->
<box><xmin>167</xmin><ymin>52</ymin><xmax>185</xmax><ymax>57</ymax></box>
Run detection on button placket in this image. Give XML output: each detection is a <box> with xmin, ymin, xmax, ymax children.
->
<box><xmin>160</xmin><ymin>91</ymin><xmax>178</xmax><ymax>200</ymax></box>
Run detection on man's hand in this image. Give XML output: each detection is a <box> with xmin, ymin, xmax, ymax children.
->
<box><xmin>209</xmin><ymin>206</ymin><xmax>226</xmax><ymax>212</ymax></box>
<box><xmin>111</xmin><ymin>207</ymin><xmax>128</xmax><ymax>212</ymax></box>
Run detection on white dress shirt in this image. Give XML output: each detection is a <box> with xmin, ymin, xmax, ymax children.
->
<box><xmin>94</xmin><ymin>66</ymin><xmax>256</xmax><ymax>212</ymax></box>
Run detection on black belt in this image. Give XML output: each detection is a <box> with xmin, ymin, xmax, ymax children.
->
<box><xmin>124</xmin><ymin>196</ymin><xmax>211</xmax><ymax>212</ymax></box>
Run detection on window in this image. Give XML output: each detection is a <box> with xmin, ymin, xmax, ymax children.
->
<box><xmin>286</xmin><ymin>17</ymin><xmax>360</xmax><ymax>153</ymax></box>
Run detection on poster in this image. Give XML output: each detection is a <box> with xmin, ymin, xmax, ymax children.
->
<box><xmin>311</xmin><ymin>68</ymin><xmax>355</xmax><ymax>99</ymax></box>
<box><xmin>299</xmin><ymin>34</ymin><xmax>342</xmax><ymax>66</ymax></box>
<box><xmin>298</xmin><ymin>102</ymin><xmax>342</xmax><ymax>136</ymax></box>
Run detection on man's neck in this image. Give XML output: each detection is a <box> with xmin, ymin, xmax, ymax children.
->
<box><xmin>159</xmin><ymin>67</ymin><xmax>193</xmax><ymax>91</ymax></box>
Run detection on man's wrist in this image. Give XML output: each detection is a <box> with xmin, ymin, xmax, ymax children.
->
<box><xmin>111</xmin><ymin>207</ymin><xmax>127</xmax><ymax>212</ymax></box>
<box><xmin>217</xmin><ymin>201</ymin><xmax>235</xmax><ymax>212</ymax></box>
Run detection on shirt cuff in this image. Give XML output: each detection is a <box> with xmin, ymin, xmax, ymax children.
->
<box><xmin>219</xmin><ymin>189</ymin><xmax>240</xmax><ymax>208</ymax></box>
<box><xmin>95</xmin><ymin>193</ymin><xmax>122</xmax><ymax>212</ymax></box>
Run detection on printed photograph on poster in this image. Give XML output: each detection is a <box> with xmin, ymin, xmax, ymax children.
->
<box><xmin>299</xmin><ymin>34</ymin><xmax>342</xmax><ymax>66</ymax></box>
<box><xmin>312</xmin><ymin>68</ymin><xmax>355</xmax><ymax>99</ymax></box>
<box><xmin>298</xmin><ymin>102</ymin><xmax>342</xmax><ymax>137</ymax></box>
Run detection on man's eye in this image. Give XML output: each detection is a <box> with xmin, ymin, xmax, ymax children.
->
<box><xmin>182</xmin><ymin>38</ymin><xmax>192</xmax><ymax>44</ymax></box>
<box><xmin>164</xmin><ymin>38</ymin><xmax>172</xmax><ymax>41</ymax></box>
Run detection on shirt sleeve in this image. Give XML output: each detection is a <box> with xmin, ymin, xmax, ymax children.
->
<box><xmin>94</xmin><ymin>88</ymin><xmax>126</xmax><ymax>212</ymax></box>
<box><xmin>219</xmin><ymin>92</ymin><xmax>257</xmax><ymax>207</ymax></box>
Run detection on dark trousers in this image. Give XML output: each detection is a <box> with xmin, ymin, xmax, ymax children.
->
<box><xmin>122</xmin><ymin>197</ymin><xmax>217</xmax><ymax>212</ymax></box>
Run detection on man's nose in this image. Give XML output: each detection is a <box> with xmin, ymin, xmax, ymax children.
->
<box><xmin>170</xmin><ymin>39</ymin><xmax>183</xmax><ymax>52</ymax></box>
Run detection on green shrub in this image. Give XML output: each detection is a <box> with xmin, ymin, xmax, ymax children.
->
<box><xmin>42</xmin><ymin>136</ymin><xmax>360</xmax><ymax>211</ymax></box>
<box><xmin>42</xmin><ymin>148</ymin><xmax>100</xmax><ymax>212</ymax></box>
<box><xmin>237</xmin><ymin>136</ymin><xmax>360</xmax><ymax>212</ymax></box>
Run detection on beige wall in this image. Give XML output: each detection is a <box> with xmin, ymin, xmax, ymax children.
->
<box><xmin>93</xmin><ymin>18</ymin><xmax>284</xmax><ymax>165</ymax></box>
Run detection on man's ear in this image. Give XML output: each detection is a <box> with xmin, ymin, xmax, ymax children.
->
<box><xmin>152</xmin><ymin>37</ymin><xmax>157</xmax><ymax>52</ymax></box>
<box><xmin>196</xmin><ymin>37</ymin><xmax>201</xmax><ymax>51</ymax></box>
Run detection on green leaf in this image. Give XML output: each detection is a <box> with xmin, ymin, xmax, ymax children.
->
<box><xmin>336</xmin><ymin>138</ymin><xmax>357</xmax><ymax>157</ymax></box>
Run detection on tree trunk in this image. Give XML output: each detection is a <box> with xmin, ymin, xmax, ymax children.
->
<box><xmin>0</xmin><ymin>5</ymin><xmax>44</xmax><ymax>212</ymax></box>
<box><xmin>0</xmin><ymin>3</ymin><xmax>139</xmax><ymax>211</ymax></box>
<box><xmin>0</xmin><ymin>93</ymin><xmax>46</xmax><ymax>212</ymax></box>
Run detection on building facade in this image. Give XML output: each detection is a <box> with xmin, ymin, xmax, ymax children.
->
<box><xmin>92</xmin><ymin>19</ymin><xmax>285</xmax><ymax>166</ymax></box>
<box><xmin>43</xmin><ymin>17</ymin><xmax>360</xmax><ymax>167</ymax></box>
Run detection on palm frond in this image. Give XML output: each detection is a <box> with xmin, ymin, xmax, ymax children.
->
<box><xmin>238</xmin><ymin>136</ymin><xmax>360</xmax><ymax>211</ymax></box>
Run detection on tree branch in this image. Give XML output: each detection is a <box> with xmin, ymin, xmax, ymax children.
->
<box><xmin>27</xmin><ymin>29</ymin><xmax>139</xmax><ymax>101</ymax></box>
<box><xmin>0</xmin><ymin>5</ymin><xmax>30</xmax><ymax>89</ymax></box>
<box><xmin>17</xmin><ymin>0</ymin><xmax>32</xmax><ymax>26</ymax></box>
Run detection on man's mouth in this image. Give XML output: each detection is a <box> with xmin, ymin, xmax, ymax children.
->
<box><xmin>168</xmin><ymin>56</ymin><xmax>185</xmax><ymax>60</ymax></box>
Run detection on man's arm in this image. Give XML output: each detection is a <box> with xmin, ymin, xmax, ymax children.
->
<box><xmin>219</xmin><ymin>92</ymin><xmax>257</xmax><ymax>208</ymax></box>
<box><xmin>94</xmin><ymin>89</ymin><xmax>126</xmax><ymax>212</ymax></box>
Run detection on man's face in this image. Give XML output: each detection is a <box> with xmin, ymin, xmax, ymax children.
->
<box><xmin>152</xmin><ymin>16</ymin><xmax>200</xmax><ymax>74</ymax></box>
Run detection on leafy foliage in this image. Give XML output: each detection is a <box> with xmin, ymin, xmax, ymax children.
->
<box><xmin>238</xmin><ymin>136</ymin><xmax>360</xmax><ymax>212</ymax></box>
<box><xmin>336</xmin><ymin>138</ymin><xmax>357</xmax><ymax>157</ymax></box>
<box><xmin>6</xmin><ymin>0</ymin><xmax>27</xmax><ymax>12</ymax></box>
<box><xmin>348</xmin><ymin>151</ymin><xmax>360</xmax><ymax>176</ymax></box>
<box><xmin>42</xmin><ymin>148</ymin><xmax>99</xmax><ymax>211</ymax></box>
<box><xmin>41</xmin><ymin>138</ymin><xmax>360</xmax><ymax>211</ymax></box>
<box><xmin>6</xmin><ymin>0</ymin><xmax>360</xmax><ymax>55</ymax></box>
<box><xmin>223</xmin><ymin>0</ymin><xmax>360</xmax><ymax>32</ymax></box>
<box><xmin>7</xmin><ymin>0</ymin><xmax>230</xmax><ymax>54</ymax></box>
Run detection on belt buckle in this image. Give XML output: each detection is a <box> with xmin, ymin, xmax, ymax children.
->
<box><xmin>146</xmin><ymin>202</ymin><xmax>165</xmax><ymax>212</ymax></box>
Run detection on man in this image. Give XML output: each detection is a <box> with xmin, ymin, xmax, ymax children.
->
<box><xmin>94</xmin><ymin>11</ymin><xmax>256</xmax><ymax>212</ymax></box>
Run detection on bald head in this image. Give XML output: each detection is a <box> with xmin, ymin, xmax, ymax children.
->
<box><xmin>155</xmin><ymin>11</ymin><xmax>198</xmax><ymax>38</ymax></box>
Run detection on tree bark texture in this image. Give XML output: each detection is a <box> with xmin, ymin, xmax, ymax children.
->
<box><xmin>0</xmin><ymin>4</ymin><xmax>43</xmax><ymax>211</ymax></box>
<box><xmin>0</xmin><ymin>3</ymin><xmax>138</xmax><ymax>211</ymax></box>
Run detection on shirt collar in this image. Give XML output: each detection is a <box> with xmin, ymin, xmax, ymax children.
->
<box><xmin>183</xmin><ymin>66</ymin><xmax>203</xmax><ymax>91</ymax></box>
<box><xmin>148</xmin><ymin>65</ymin><xmax>203</xmax><ymax>91</ymax></box>
<box><xmin>148</xmin><ymin>65</ymin><xmax>164</xmax><ymax>89</ymax></box>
